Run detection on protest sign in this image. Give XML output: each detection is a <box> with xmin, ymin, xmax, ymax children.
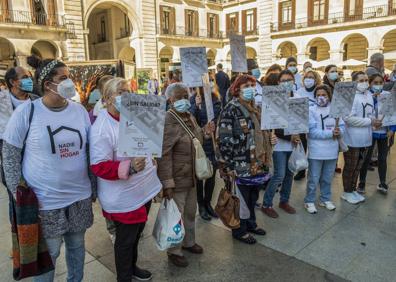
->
<box><xmin>230</xmin><ymin>34</ymin><xmax>247</xmax><ymax>73</ymax></box>
<box><xmin>180</xmin><ymin>47</ymin><xmax>208</xmax><ymax>87</ymax></box>
<box><xmin>118</xmin><ymin>93</ymin><xmax>167</xmax><ymax>157</ymax></box>
<box><xmin>329</xmin><ymin>82</ymin><xmax>357</xmax><ymax>118</ymax></box>
<box><xmin>202</xmin><ymin>74</ymin><xmax>215</xmax><ymax>121</ymax></box>
<box><xmin>284</xmin><ymin>97</ymin><xmax>309</xmax><ymax>135</ymax></box>
<box><xmin>381</xmin><ymin>85</ymin><xmax>396</xmax><ymax>126</ymax></box>
<box><xmin>261</xmin><ymin>85</ymin><xmax>289</xmax><ymax>130</ymax></box>
<box><xmin>0</xmin><ymin>91</ymin><xmax>13</xmax><ymax>138</ymax></box>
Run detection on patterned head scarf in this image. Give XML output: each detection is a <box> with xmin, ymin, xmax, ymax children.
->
<box><xmin>38</xmin><ymin>60</ymin><xmax>59</xmax><ymax>87</ymax></box>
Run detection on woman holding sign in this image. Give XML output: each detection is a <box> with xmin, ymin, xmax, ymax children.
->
<box><xmin>90</xmin><ymin>78</ymin><xmax>161</xmax><ymax>281</ymax></box>
<box><xmin>358</xmin><ymin>74</ymin><xmax>396</xmax><ymax>195</ymax></box>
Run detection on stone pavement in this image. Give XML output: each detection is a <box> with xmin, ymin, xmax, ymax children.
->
<box><xmin>0</xmin><ymin>151</ymin><xmax>395</xmax><ymax>282</ymax></box>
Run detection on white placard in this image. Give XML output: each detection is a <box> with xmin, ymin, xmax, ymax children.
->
<box><xmin>329</xmin><ymin>82</ymin><xmax>357</xmax><ymax>118</ymax></box>
<box><xmin>201</xmin><ymin>74</ymin><xmax>214</xmax><ymax>121</ymax></box>
<box><xmin>381</xmin><ymin>86</ymin><xmax>396</xmax><ymax>126</ymax></box>
<box><xmin>0</xmin><ymin>91</ymin><xmax>13</xmax><ymax>138</ymax></box>
<box><xmin>118</xmin><ymin>93</ymin><xmax>167</xmax><ymax>157</ymax></box>
<box><xmin>230</xmin><ymin>34</ymin><xmax>247</xmax><ymax>73</ymax></box>
<box><xmin>261</xmin><ymin>85</ymin><xmax>289</xmax><ymax>130</ymax></box>
<box><xmin>180</xmin><ymin>47</ymin><xmax>208</xmax><ymax>87</ymax></box>
<box><xmin>285</xmin><ymin>97</ymin><xmax>309</xmax><ymax>135</ymax></box>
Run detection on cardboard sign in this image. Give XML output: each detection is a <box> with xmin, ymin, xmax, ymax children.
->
<box><xmin>180</xmin><ymin>47</ymin><xmax>208</xmax><ymax>87</ymax></box>
<box><xmin>230</xmin><ymin>34</ymin><xmax>247</xmax><ymax>73</ymax></box>
<box><xmin>261</xmin><ymin>86</ymin><xmax>289</xmax><ymax>130</ymax></box>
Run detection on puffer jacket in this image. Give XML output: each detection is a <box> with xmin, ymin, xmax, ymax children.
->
<box><xmin>157</xmin><ymin>110</ymin><xmax>203</xmax><ymax>191</ymax></box>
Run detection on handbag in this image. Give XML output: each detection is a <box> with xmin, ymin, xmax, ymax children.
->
<box><xmin>215</xmin><ymin>179</ymin><xmax>240</xmax><ymax>229</ymax></box>
<box><xmin>168</xmin><ymin>110</ymin><xmax>213</xmax><ymax>180</ymax></box>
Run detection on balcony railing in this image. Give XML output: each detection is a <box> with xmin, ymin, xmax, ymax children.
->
<box><xmin>119</xmin><ymin>27</ymin><xmax>131</xmax><ymax>39</ymax></box>
<box><xmin>271</xmin><ymin>4</ymin><xmax>396</xmax><ymax>32</ymax></box>
<box><xmin>0</xmin><ymin>9</ymin><xmax>66</xmax><ymax>28</ymax></box>
<box><xmin>158</xmin><ymin>25</ymin><xmax>259</xmax><ymax>39</ymax></box>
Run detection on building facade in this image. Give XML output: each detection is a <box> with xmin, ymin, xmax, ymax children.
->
<box><xmin>271</xmin><ymin>0</ymin><xmax>396</xmax><ymax>69</ymax></box>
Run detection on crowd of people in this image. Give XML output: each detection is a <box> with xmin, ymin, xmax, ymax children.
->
<box><xmin>0</xmin><ymin>52</ymin><xmax>395</xmax><ymax>282</ymax></box>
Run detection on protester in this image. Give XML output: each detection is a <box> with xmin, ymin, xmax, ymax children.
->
<box><xmin>90</xmin><ymin>77</ymin><xmax>160</xmax><ymax>281</ymax></box>
<box><xmin>296</xmin><ymin>70</ymin><xmax>321</xmax><ymax>107</ymax></box>
<box><xmin>342</xmin><ymin>71</ymin><xmax>380</xmax><ymax>204</ymax></box>
<box><xmin>158</xmin><ymin>83</ymin><xmax>214</xmax><ymax>267</ymax></box>
<box><xmin>358</xmin><ymin>74</ymin><xmax>396</xmax><ymax>194</ymax></box>
<box><xmin>390</xmin><ymin>64</ymin><xmax>396</xmax><ymax>82</ymax></box>
<box><xmin>262</xmin><ymin>70</ymin><xmax>302</xmax><ymax>218</ymax></box>
<box><xmin>215</xmin><ymin>63</ymin><xmax>231</xmax><ymax>107</ymax></box>
<box><xmin>303</xmin><ymin>61</ymin><xmax>313</xmax><ymax>73</ymax></box>
<box><xmin>0</xmin><ymin>80</ymin><xmax>7</xmax><ymax>91</ymax></box>
<box><xmin>88</xmin><ymin>77</ymin><xmax>102</xmax><ymax>106</ymax></box>
<box><xmin>247</xmin><ymin>59</ymin><xmax>263</xmax><ymax>108</ymax></box>
<box><xmin>262</xmin><ymin>64</ymin><xmax>282</xmax><ymax>86</ymax></box>
<box><xmin>90</xmin><ymin>75</ymin><xmax>113</xmax><ymax>123</ymax></box>
<box><xmin>147</xmin><ymin>77</ymin><xmax>159</xmax><ymax>95</ymax></box>
<box><xmin>323</xmin><ymin>64</ymin><xmax>339</xmax><ymax>94</ymax></box>
<box><xmin>304</xmin><ymin>85</ymin><xmax>345</xmax><ymax>214</ymax></box>
<box><xmin>190</xmin><ymin>86</ymin><xmax>222</xmax><ymax>221</ymax></box>
<box><xmin>285</xmin><ymin>57</ymin><xmax>302</xmax><ymax>90</ymax></box>
<box><xmin>218</xmin><ymin>74</ymin><xmax>271</xmax><ymax>244</ymax></box>
<box><xmin>366</xmin><ymin>53</ymin><xmax>385</xmax><ymax>78</ymax></box>
<box><xmin>2</xmin><ymin>58</ymin><xmax>95</xmax><ymax>282</ymax></box>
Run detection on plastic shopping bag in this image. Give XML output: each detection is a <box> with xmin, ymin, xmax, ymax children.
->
<box><xmin>152</xmin><ymin>199</ymin><xmax>185</xmax><ymax>251</ymax></box>
<box><xmin>288</xmin><ymin>143</ymin><xmax>309</xmax><ymax>174</ymax></box>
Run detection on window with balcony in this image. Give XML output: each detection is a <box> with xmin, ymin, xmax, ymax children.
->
<box><xmin>389</xmin><ymin>0</ymin><xmax>396</xmax><ymax>14</ymax></box>
<box><xmin>207</xmin><ymin>13</ymin><xmax>219</xmax><ymax>38</ymax></box>
<box><xmin>344</xmin><ymin>0</ymin><xmax>364</xmax><ymax>21</ymax></box>
<box><xmin>308</xmin><ymin>0</ymin><xmax>328</xmax><ymax>26</ymax></box>
<box><xmin>160</xmin><ymin>6</ymin><xmax>175</xmax><ymax>35</ymax></box>
<box><xmin>120</xmin><ymin>14</ymin><xmax>131</xmax><ymax>38</ymax></box>
<box><xmin>99</xmin><ymin>16</ymin><xmax>107</xmax><ymax>43</ymax></box>
<box><xmin>0</xmin><ymin>0</ymin><xmax>9</xmax><ymax>22</ymax></box>
<box><xmin>278</xmin><ymin>0</ymin><xmax>295</xmax><ymax>30</ymax></box>
<box><xmin>242</xmin><ymin>8</ymin><xmax>257</xmax><ymax>35</ymax></box>
<box><xmin>226</xmin><ymin>12</ymin><xmax>239</xmax><ymax>35</ymax></box>
<box><xmin>185</xmin><ymin>9</ymin><xmax>198</xmax><ymax>36</ymax></box>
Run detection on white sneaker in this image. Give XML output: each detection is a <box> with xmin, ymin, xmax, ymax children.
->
<box><xmin>353</xmin><ymin>191</ymin><xmax>365</xmax><ymax>203</ymax></box>
<box><xmin>304</xmin><ymin>203</ymin><xmax>317</xmax><ymax>214</ymax></box>
<box><xmin>319</xmin><ymin>201</ymin><xmax>336</xmax><ymax>211</ymax></box>
<box><xmin>110</xmin><ymin>234</ymin><xmax>116</xmax><ymax>245</ymax></box>
<box><xmin>341</xmin><ymin>192</ymin><xmax>360</xmax><ymax>204</ymax></box>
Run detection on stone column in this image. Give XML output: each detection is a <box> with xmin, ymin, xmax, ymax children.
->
<box><xmin>130</xmin><ymin>38</ymin><xmax>144</xmax><ymax>68</ymax></box>
<box><xmin>172</xmin><ymin>46</ymin><xmax>180</xmax><ymax>63</ymax></box>
<box><xmin>329</xmin><ymin>49</ymin><xmax>344</xmax><ymax>63</ymax></box>
<box><xmin>367</xmin><ymin>46</ymin><xmax>383</xmax><ymax>61</ymax></box>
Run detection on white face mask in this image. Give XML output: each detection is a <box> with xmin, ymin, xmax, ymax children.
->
<box><xmin>50</xmin><ymin>79</ymin><xmax>76</xmax><ymax>99</ymax></box>
<box><xmin>357</xmin><ymin>82</ymin><xmax>369</xmax><ymax>93</ymax></box>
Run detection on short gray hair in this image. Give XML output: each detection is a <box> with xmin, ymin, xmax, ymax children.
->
<box><xmin>369</xmin><ymin>53</ymin><xmax>384</xmax><ymax>65</ymax></box>
<box><xmin>164</xmin><ymin>82</ymin><xmax>189</xmax><ymax>99</ymax></box>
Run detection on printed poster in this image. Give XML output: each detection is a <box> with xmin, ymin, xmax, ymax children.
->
<box><xmin>261</xmin><ymin>86</ymin><xmax>289</xmax><ymax>130</ymax></box>
<box><xmin>180</xmin><ymin>47</ymin><xmax>208</xmax><ymax>87</ymax></box>
<box><xmin>202</xmin><ymin>74</ymin><xmax>214</xmax><ymax>121</ymax></box>
<box><xmin>230</xmin><ymin>34</ymin><xmax>247</xmax><ymax>73</ymax></box>
<box><xmin>118</xmin><ymin>93</ymin><xmax>167</xmax><ymax>157</ymax></box>
<box><xmin>329</xmin><ymin>82</ymin><xmax>357</xmax><ymax>118</ymax></box>
<box><xmin>0</xmin><ymin>91</ymin><xmax>13</xmax><ymax>138</ymax></box>
<box><xmin>380</xmin><ymin>85</ymin><xmax>396</xmax><ymax>126</ymax></box>
<box><xmin>284</xmin><ymin>97</ymin><xmax>309</xmax><ymax>135</ymax></box>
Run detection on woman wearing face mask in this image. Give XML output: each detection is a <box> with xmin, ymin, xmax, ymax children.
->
<box><xmin>190</xmin><ymin>85</ymin><xmax>222</xmax><ymax>221</ymax></box>
<box><xmin>262</xmin><ymin>70</ymin><xmax>303</xmax><ymax>218</ymax></box>
<box><xmin>2</xmin><ymin>59</ymin><xmax>95</xmax><ymax>282</ymax></box>
<box><xmin>304</xmin><ymin>85</ymin><xmax>345</xmax><ymax>214</ymax></box>
<box><xmin>342</xmin><ymin>71</ymin><xmax>381</xmax><ymax>204</ymax></box>
<box><xmin>285</xmin><ymin>57</ymin><xmax>302</xmax><ymax>90</ymax></box>
<box><xmin>157</xmin><ymin>83</ymin><xmax>214</xmax><ymax>267</ymax></box>
<box><xmin>358</xmin><ymin>74</ymin><xmax>396</xmax><ymax>195</ymax></box>
<box><xmin>296</xmin><ymin>70</ymin><xmax>321</xmax><ymax>107</ymax></box>
<box><xmin>218</xmin><ymin>74</ymin><xmax>272</xmax><ymax>244</ymax></box>
<box><xmin>323</xmin><ymin>65</ymin><xmax>339</xmax><ymax>94</ymax></box>
<box><xmin>90</xmin><ymin>78</ymin><xmax>160</xmax><ymax>281</ymax></box>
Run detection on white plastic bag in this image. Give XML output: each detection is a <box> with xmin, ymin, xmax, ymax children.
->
<box><xmin>338</xmin><ymin>137</ymin><xmax>349</xmax><ymax>152</ymax></box>
<box><xmin>288</xmin><ymin>143</ymin><xmax>309</xmax><ymax>174</ymax></box>
<box><xmin>152</xmin><ymin>199</ymin><xmax>185</xmax><ymax>251</ymax></box>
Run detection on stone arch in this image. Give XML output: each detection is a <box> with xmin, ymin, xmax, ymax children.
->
<box><xmin>340</xmin><ymin>33</ymin><xmax>369</xmax><ymax>61</ymax></box>
<box><xmin>382</xmin><ymin>29</ymin><xmax>396</xmax><ymax>54</ymax></box>
<box><xmin>31</xmin><ymin>40</ymin><xmax>59</xmax><ymax>59</ymax></box>
<box><xmin>0</xmin><ymin>37</ymin><xmax>16</xmax><ymax>70</ymax></box>
<box><xmin>306</xmin><ymin>37</ymin><xmax>330</xmax><ymax>61</ymax></box>
<box><xmin>118</xmin><ymin>46</ymin><xmax>135</xmax><ymax>62</ymax></box>
<box><xmin>246</xmin><ymin>47</ymin><xmax>257</xmax><ymax>60</ymax></box>
<box><xmin>159</xmin><ymin>46</ymin><xmax>173</xmax><ymax>78</ymax></box>
<box><xmin>276</xmin><ymin>41</ymin><xmax>298</xmax><ymax>59</ymax></box>
<box><xmin>207</xmin><ymin>49</ymin><xmax>216</xmax><ymax>66</ymax></box>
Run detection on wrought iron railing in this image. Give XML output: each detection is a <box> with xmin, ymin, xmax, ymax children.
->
<box><xmin>271</xmin><ymin>4</ymin><xmax>396</xmax><ymax>32</ymax></box>
<box><xmin>158</xmin><ymin>25</ymin><xmax>259</xmax><ymax>39</ymax></box>
<box><xmin>0</xmin><ymin>9</ymin><xmax>66</xmax><ymax>27</ymax></box>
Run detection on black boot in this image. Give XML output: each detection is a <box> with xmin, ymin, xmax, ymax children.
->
<box><xmin>294</xmin><ymin>170</ymin><xmax>306</xmax><ymax>181</ymax></box>
<box><xmin>199</xmin><ymin>204</ymin><xmax>211</xmax><ymax>221</ymax></box>
<box><xmin>205</xmin><ymin>203</ymin><xmax>218</xmax><ymax>218</ymax></box>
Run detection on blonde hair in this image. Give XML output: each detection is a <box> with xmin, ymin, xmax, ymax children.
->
<box><xmin>102</xmin><ymin>77</ymin><xmax>129</xmax><ymax>103</ymax></box>
<box><xmin>303</xmin><ymin>70</ymin><xmax>322</xmax><ymax>86</ymax></box>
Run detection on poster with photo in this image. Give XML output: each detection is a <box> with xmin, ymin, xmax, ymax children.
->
<box><xmin>261</xmin><ymin>85</ymin><xmax>289</xmax><ymax>130</ymax></box>
<box><xmin>230</xmin><ymin>34</ymin><xmax>247</xmax><ymax>73</ymax></box>
<box><xmin>180</xmin><ymin>47</ymin><xmax>208</xmax><ymax>87</ymax></box>
<box><xmin>284</xmin><ymin>97</ymin><xmax>309</xmax><ymax>135</ymax></box>
<box><xmin>329</xmin><ymin>82</ymin><xmax>357</xmax><ymax>118</ymax></box>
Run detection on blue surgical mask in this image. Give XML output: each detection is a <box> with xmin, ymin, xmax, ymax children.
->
<box><xmin>174</xmin><ymin>99</ymin><xmax>191</xmax><ymax>113</ymax></box>
<box><xmin>19</xmin><ymin>78</ymin><xmax>33</xmax><ymax>92</ymax></box>
<box><xmin>251</xmin><ymin>68</ymin><xmax>261</xmax><ymax>80</ymax></box>
<box><xmin>304</xmin><ymin>78</ymin><xmax>315</xmax><ymax>89</ymax></box>
<box><xmin>328</xmin><ymin>72</ymin><xmax>338</xmax><ymax>81</ymax></box>
<box><xmin>280</xmin><ymin>81</ymin><xmax>294</xmax><ymax>92</ymax></box>
<box><xmin>371</xmin><ymin>85</ymin><xmax>383</xmax><ymax>93</ymax></box>
<box><xmin>241</xmin><ymin>87</ymin><xmax>255</xmax><ymax>101</ymax></box>
<box><xmin>114</xmin><ymin>96</ymin><xmax>122</xmax><ymax>112</ymax></box>
<box><xmin>288</xmin><ymin>66</ymin><xmax>297</xmax><ymax>74</ymax></box>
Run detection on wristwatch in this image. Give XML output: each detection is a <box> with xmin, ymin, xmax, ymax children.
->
<box><xmin>129</xmin><ymin>165</ymin><xmax>137</xmax><ymax>175</ymax></box>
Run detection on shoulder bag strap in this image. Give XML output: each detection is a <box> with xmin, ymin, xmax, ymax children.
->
<box><xmin>168</xmin><ymin>110</ymin><xmax>196</xmax><ymax>140</ymax></box>
<box><xmin>21</xmin><ymin>103</ymin><xmax>35</xmax><ymax>162</ymax></box>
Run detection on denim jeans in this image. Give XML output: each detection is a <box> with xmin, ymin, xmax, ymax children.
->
<box><xmin>304</xmin><ymin>159</ymin><xmax>337</xmax><ymax>203</ymax></box>
<box><xmin>33</xmin><ymin>231</ymin><xmax>86</xmax><ymax>282</ymax></box>
<box><xmin>263</xmin><ymin>151</ymin><xmax>293</xmax><ymax>207</ymax></box>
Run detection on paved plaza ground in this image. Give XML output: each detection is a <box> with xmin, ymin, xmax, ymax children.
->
<box><xmin>0</xmin><ymin>151</ymin><xmax>395</xmax><ymax>282</ymax></box>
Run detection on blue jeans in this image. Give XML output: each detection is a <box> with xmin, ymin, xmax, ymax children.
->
<box><xmin>263</xmin><ymin>151</ymin><xmax>293</xmax><ymax>207</ymax></box>
<box><xmin>305</xmin><ymin>159</ymin><xmax>337</xmax><ymax>203</ymax></box>
<box><xmin>34</xmin><ymin>231</ymin><xmax>86</xmax><ymax>282</ymax></box>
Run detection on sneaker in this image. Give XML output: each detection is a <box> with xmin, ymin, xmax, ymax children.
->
<box><xmin>353</xmin><ymin>191</ymin><xmax>365</xmax><ymax>203</ymax></box>
<box><xmin>132</xmin><ymin>266</ymin><xmax>152</xmax><ymax>281</ymax></box>
<box><xmin>377</xmin><ymin>183</ymin><xmax>389</xmax><ymax>194</ymax></box>
<box><xmin>357</xmin><ymin>183</ymin><xmax>365</xmax><ymax>194</ymax></box>
<box><xmin>261</xmin><ymin>207</ymin><xmax>279</xmax><ymax>218</ymax></box>
<box><xmin>110</xmin><ymin>234</ymin><xmax>116</xmax><ymax>245</ymax></box>
<box><xmin>319</xmin><ymin>201</ymin><xmax>336</xmax><ymax>211</ymax></box>
<box><xmin>198</xmin><ymin>205</ymin><xmax>211</xmax><ymax>221</ymax></box>
<box><xmin>304</xmin><ymin>203</ymin><xmax>317</xmax><ymax>214</ymax></box>
<box><xmin>341</xmin><ymin>192</ymin><xmax>360</xmax><ymax>204</ymax></box>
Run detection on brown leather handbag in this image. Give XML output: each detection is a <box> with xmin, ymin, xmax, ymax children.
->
<box><xmin>215</xmin><ymin>179</ymin><xmax>240</xmax><ymax>229</ymax></box>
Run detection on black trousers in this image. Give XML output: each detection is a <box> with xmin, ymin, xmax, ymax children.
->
<box><xmin>0</xmin><ymin>140</ymin><xmax>6</xmax><ymax>187</ymax></box>
<box><xmin>197</xmin><ymin>168</ymin><xmax>217</xmax><ymax>206</ymax></box>
<box><xmin>114</xmin><ymin>201</ymin><xmax>151</xmax><ymax>282</ymax></box>
<box><xmin>360</xmin><ymin>138</ymin><xmax>388</xmax><ymax>185</ymax></box>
